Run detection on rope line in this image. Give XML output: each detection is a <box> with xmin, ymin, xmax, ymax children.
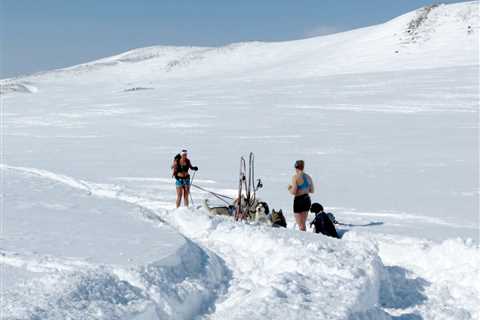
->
<box><xmin>190</xmin><ymin>183</ymin><xmax>234</xmax><ymax>206</ymax></box>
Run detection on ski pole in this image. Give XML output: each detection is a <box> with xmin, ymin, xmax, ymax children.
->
<box><xmin>189</xmin><ymin>170</ymin><xmax>197</xmax><ymax>207</ymax></box>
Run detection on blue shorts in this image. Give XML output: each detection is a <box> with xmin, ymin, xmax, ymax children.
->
<box><xmin>176</xmin><ymin>178</ymin><xmax>191</xmax><ymax>187</ymax></box>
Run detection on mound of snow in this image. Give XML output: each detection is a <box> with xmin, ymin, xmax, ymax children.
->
<box><xmin>0</xmin><ymin>166</ymin><xmax>228</xmax><ymax>319</ymax></box>
<box><xmin>163</xmin><ymin>208</ymin><xmax>389</xmax><ymax>319</ymax></box>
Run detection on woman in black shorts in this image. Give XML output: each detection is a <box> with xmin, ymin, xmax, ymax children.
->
<box><xmin>288</xmin><ymin>160</ymin><xmax>314</xmax><ymax>231</ymax></box>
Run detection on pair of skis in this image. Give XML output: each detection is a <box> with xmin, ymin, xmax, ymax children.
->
<box><xmin>235</xmin><ymin>152</ymin><xmax>262</xmax><ymax>221</ymax></box>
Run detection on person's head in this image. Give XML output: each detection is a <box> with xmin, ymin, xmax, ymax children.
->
<box><xmin>310</xmin><ymin>203</ymin><xmax>324</xmax><ymax>213</ymax></box>
<box><xmin>294</xmin><ymin>160</ymin><xmax>305</xmax><ymax>172</ymax></box>
<box><xmin>174</xmin><ymin>154</ymin><xmax>181</xmax><ymax>162</ymax></box>
<box><xmin>180</xmin><ymin>149</ymin><xmax>188</xmax><ymax>159</ymax></box>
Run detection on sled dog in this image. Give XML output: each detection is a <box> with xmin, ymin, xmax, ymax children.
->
<box><xmin>270</xmin><ymin>209</ymin><xmax>287</xmax><ymax>228</ymax></box>
<box><xmin>255</xmin><ymin>202</ymin><xmax>271</xmax><ymax>225</ymax></box>
<box><xmin>202</xmin><ymin>199</ymin><xmax>234</xmax><ymax>216</ymax></box>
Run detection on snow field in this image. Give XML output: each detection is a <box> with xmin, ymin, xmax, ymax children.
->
<box><xmin>1</xmin><ymin>1</ymin><xmax>479</xmax><ymax>319</ymax></box>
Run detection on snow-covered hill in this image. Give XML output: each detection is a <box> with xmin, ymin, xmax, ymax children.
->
<box><xmin>1</xmin><ymin>1</ymin><xmax>479</xmax><ymax>319</ymax></box>
<box><xmin>1</xmin><ymin>1</ymin><xmax>478</xmax><ymax>89</ymax></box>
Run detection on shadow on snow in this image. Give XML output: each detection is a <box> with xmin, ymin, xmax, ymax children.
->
<box><xmin>380</xmin><ymin>265</ymin><xmax>430</xmax><ymax>320</ymax></box>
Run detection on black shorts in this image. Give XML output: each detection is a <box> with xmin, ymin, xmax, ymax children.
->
<box><xmin>293</xmin><ymin>194</ymin><xmax>311</xmax><ymax>213</ymax></box>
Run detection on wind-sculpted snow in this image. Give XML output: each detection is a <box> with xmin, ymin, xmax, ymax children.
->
<box><xmin>1</xmin><ymin>165</ymin><xmax>389</xmax><ymax>319</ymax></box>
<box><xmin>0</xmin><ymin>81</ymin><xmax>38</xmax><ymax>94</ymax></box>
<box><xmin>3</xmin><ymin>164</ymin><xmax>479</xmax><ymax>319</ymax></box>
<box><xmin>162</xmin><ymin>209</ymin><xmax>389</xmax><ymax>320</ymax></box>
<box><xmin>0</xmin><ymin>167</ymin><xmax>229</xmax><ymax>319</ymax></box>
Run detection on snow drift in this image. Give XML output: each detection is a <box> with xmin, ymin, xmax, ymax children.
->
<box><xmin>1</xmin><ymin>166</ymin><xmax>229</xmax><ymax>319</ymax></box>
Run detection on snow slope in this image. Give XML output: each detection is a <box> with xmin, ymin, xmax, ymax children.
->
<box><xmin>1</xmin><ymin>1</ymin><xmax>478</xmax><ymax>88</ymax></box>
<box><xmin>1</xmin><ymin>1</ymin><xmax>479</xmax><ymax>319</ymax></box>
<box><xmin>1</xmin><ymin>165</ymin><xmax>229</xmax><ymax>319</ymax></box>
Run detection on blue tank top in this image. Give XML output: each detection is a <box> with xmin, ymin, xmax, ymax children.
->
<box><xmin>297</xmin><ymin>173</ymin><xmax>309</xmax><ymax>191</ymax></box>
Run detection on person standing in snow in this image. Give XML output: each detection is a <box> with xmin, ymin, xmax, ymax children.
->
<box><xmin>172</xmin><ymin>149</ymin><xmax>198</xmax><ymax>208</ymax></box>
<box><xmin>288</xmin><ymin>160</ymin><xmax>314</xmax><ymax>231</ymax></box>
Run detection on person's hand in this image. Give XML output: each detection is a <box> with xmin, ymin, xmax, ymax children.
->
<box><xmin>288</xmin><ymin>185</ymin><xmax>292</xmax><ymax>190</ymax></box>
<box><xmin>192</xmin><ymin>166</ymin><xmax>199</xmax><ymax>171</ymax></box>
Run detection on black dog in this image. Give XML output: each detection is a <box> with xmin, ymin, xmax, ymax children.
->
<box><xmin>310</xmin><ymin>203</ymin><xmax>339</xmax><ymax>238</ymax></box>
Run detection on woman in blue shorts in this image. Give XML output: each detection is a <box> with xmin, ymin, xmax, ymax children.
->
<box><xmin>172</xmin><ymin>150</ymin><xmax>198</xmax><ymax>208</ymax></box>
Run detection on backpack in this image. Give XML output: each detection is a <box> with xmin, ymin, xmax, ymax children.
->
<box><xmin>172</xmin><ymin>154</ymin><xmax>181</xmax><ymax>177</ymax></box>
<box><xmin>326</xmin><ymin>212</ymin><xmax>338</xmax><ymax>224</ymax></box>
<box><xmin>311</xmin><ymin>212</ymin><xmax>339</xmax><ymax>238</ymax></box>
<box><xmin>271</xmin><ymin>209</ymin><xmax>287</xmax><ymax>228</ymax></box>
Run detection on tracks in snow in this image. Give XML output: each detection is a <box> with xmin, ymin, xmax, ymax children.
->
<box><xmin>3</xmin><ymin>164</ymin><xmax>478</xmax><ymax>320</ymax></box>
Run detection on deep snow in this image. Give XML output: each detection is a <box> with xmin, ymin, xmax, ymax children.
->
<box><xmin>1</xmin><ymin>165</ymin><xmax>229</xmax><ymax>319</ymax></box>
<box><xmin>1</xmin><ymin>1</ymin><xmax>479</xmax><ymax>319</ymax></box>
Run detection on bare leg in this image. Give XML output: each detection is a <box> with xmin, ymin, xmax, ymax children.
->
<box><xmin>295</xmin><ymin>212</ymin><xmax>308</xmax><ymax>231</ymax></box>
<box><xmin>183</xmin><ymin>185</ymin><xmax>190</xmax><ymax>207</ymax></box>
<box><xmin>176</xmin><ymin>187</ymin><xmax>183</xmax><ymax>208</ymax></box>
<box><xmin>294</xmin><ymin>213</ymin><xmax>302</xmax><ymax>231</ymax></box>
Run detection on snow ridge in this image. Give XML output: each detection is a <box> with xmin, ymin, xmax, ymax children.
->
<box><xmin>2</xmin><ymin>243</ymin><xmax>227</xmax><ymax>319</ymax></box>
<box><xmin>0</xmin><ymin>81</ymin><xmax>38</xmax><ymax>94</ymax></box>
<box><xmin>1</xmin><ymin>166</ymin><xmax>230</xmax><ymax>320</ymax></box>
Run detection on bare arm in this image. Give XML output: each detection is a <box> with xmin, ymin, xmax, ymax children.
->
<box><xmin>171</xmin><ymin>160</ymin><xmax>178</xmax><ymax>178</ymax></box>
<box><xmin>289</xmin><ymin>175</ymin><xmax>297</xmax><ymax>195</ymax></box>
